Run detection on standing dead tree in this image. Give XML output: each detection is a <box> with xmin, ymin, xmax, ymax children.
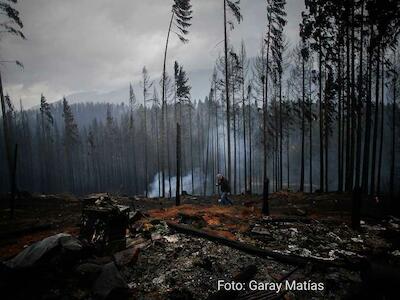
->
<box><xmin>161</xmin><ymin>0</ymin><xmax>193</xmax><ymax>198</ymax></box>
<box><xmin>0</xmin><ymin>0</ymin><xmax>25</xmax><ymax>218</ymax></box>
<box><xmin>141</xmin><ymin>67</ymin><xmax>153</xmax><ymax>197</ymax></box>
<box><xmin>176</xmin><ymin>123</ymin><xmax>181</xmax><ymax>206</ymax></box>
<box><xmin>263</xmin><ymin>0</ymin><xmax>286</xmax><ymax>214</ymax></box>
<box><xmin>223</xmin><ymin>0</ymin><xmax>242</xmax><ymax>189</ymax></box>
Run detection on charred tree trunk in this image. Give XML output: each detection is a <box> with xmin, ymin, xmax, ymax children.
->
<box><xmin>189</xmin><ymin>104</ymin><xmax>194</xmax><ymax>195</ymax></box>
<box><xmin>0</xmin><ymin>71</ymin><xmax>16</xmax><ymax>218</ymax></box>
<box><xmin>176</xmin><ymin>122</ymin><xmax>181</xmax><ymax>206</ymax></box>
<box><xmin>233</xmin><ymin>84</ymin><xmax>237</xmax><ymax>194</ymax></box>
<box><xmin>242</xmin><ymin>80</ymin><xmax>247</xmax><ymax>193</ymax></box>
<box><xmin>361</xmin><ymin>27</ymin><xmax>374</xmax><ymax>193</ymax></box>
<box><xmin>349</xmin><ymin>1</ymin><xmax>356</xmax><ymax>192</ymax></box>
<box><xmin>248</xmin><ymin>88</ymin><xmax>253</xmax><ymax>194</ymax></box>
<box><xmin>377</xmin><ymin>52</ymin><xmax>385</xmax><ymax>195</ymax></box>
<box><xmin>223</xmin><ymin>0</ymin><xmax>231</xmax><ymax>185</ymax></box>
<box><xmin>262</xmin><ymin>177</ymin><xmax>270</xmax><ymax>215</ymax></box>
<box><xmin>338</xmin><ymin>44</ymin><xmax>343</xmax><ymax>192</ymax></box>
<box><xmin>300</xmin><ymin>56</ymin><xmax>305</xmax><ymax>192</ymax></box>
<box><xmin>389</xmin><ymin>50</ymin><xmax>396</xmax><ymax>201</ymax></box>
<box><xmin>215</xmin><ymin>87</ymin><xmax>220</xmax><ymax>175</ymax></box>
<box><xmin>319</xmin><ymin>46</ymin><xmax>324</xmax><ymax>192</ymax></box>
<box><xmin>309</xmin><ymin>67</ymin><xmax>313</xmax><ymax>193</ymax></box>
<box><xmin>279</xmin><ymin>75</ymin><xmax>283</xmax><ymax>190</ymax></box>
<box><xmin>264</xmin><ymin>17</ymin><xmax>272</xmax><ymax>210</ymax></box>
<box><xmin>287</xmin><ymin>129</ymin><xmax>290</xmax><ymax>190</ymax></box>
<box><xmin>161</xmin><ymin>12</ymin><xmax>174</xmax><ymax>198</ymax></box>
<box><xmin>204</xmin><ymin>100</ymin><xmax>212</xmax><ymax>196</ymax></box>
<box><xmin>345</xmin><ymin>17</ymin><xmax>352</xmax><ymax>192</ymax></box>
<box><xmin>143</xmin><ymin>93</ymin><xmax>148</xmax><ymax>197</ymax></box>
<box><xmin>354</xmin><ymin>1</ymin><xmax>364</xmax><ymax>190</ymax></box>
<box><xmin>370</xmin><ymin>45</ymin><xmax>380</xmax><ymax>195</ymax></box>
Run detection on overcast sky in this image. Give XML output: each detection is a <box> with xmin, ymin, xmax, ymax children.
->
<box><xmin>1</xmin><ymin>0</ymin><xmax>304</xmax><ymax>109</ymax></box>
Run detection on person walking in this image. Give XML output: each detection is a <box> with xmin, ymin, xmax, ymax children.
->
<box><xmin>216</xmin><ymin>174</ymin><xmax>233</xmax><ymax>205</ymax></box>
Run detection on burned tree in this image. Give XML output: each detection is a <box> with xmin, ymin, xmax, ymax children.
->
<box><xmin>223</xmin><ymin>0</ymin><xmax>242</xmax><ymax>189</ymax></box>
<box><xmin>62</xmin><ymin>97</ymin><xmax>79</xmax><ymax>191</ymax></box>
<box><xmin>161</xmin><ymin>0</ymin><xmax>193</xmax><ymax>198</ymax></box>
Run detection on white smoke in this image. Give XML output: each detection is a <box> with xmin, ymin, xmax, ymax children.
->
<box><xmin>148</xmin><ymin>168</ymin><xmax>205</xmax><ymax>198</ymax></box>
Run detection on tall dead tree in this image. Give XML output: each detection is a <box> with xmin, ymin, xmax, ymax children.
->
<box><xmin>389</xmin><ymin>49</ymin><xmax>397</xmax><ymax>201</ymax></box>
<box><xmin>176</xmin><ymin>122</ymin><xmax>181</xmax><ymax>205</ymax></box>
<box><xmin>141</xmin><ymin>67</ymin><xmax>152</xmax><ymax>197</ymax></box>
<box><xmin>161</xmin><ymin>0</ymin><xmax>192</xmax><ymax>197</ymax></box>
<box><xmin>223</xmin><ymin>0</ymin><xmax>242</xmax><ymax>186</ymax></box>
<box><xmin>62</xmin><ymin>97</ymin><xmax>79</xmax><ymax>192</ymax></box>
<box><xmin>0</xmin><ymin>0</ymin><xmax>25</xmax><ymax>218</ymax></box>
<box><xmin>263</xmin><ymin>0</ymin><xmax>286</xmax><ymax>213</ymax></box>
<box><xmin>240</xmin><ymin>42</ymin><xmax>249</xmax><ymax>192</ymax></box>
<box><xmin>129</xmin><ymin>83</ymin><xmax>138</xmax><ymax>193</ymax></box>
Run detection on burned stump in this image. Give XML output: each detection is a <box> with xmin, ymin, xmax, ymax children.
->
<box><xmin>80</xmin><ymin>204</ymin><xmax>129</xmax><ymax>254</ymax></box>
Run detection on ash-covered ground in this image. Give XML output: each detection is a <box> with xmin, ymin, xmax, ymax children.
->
<box><xmin>0</xmin><ymin>192</ymin><xmax>399</xmax><ymax>299</ymax></box>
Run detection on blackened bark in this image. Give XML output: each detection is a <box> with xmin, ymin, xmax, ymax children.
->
<box><xmin>176</xmin><ymin>123</ymin><xmax>181</xmax><ymax>206</ymax></box>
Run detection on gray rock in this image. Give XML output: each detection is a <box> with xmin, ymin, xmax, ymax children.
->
<box><xmin>4</xmin><ymin>233</ymin><xmax>74</xmax><ymax>269</ymax></box>
<box><xmin>76</xmin><ymin>263</ymin><xmax>103</xmax><ymax>283</ymax></box>
<box><xmin>92</xmin><ymin>262</ymin><xmax>128</xmax><ymax>299</ymax></box>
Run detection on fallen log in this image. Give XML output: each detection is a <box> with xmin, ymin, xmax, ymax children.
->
<box><xmin>166</xmin><ymin>221</ymin><xmax>364</xmax><ymax>270</ymax></box>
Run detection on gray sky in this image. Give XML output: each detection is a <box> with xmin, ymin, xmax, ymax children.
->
<box><xmin>1</xmin><ymin>0</ymin><xmax>304</xmax><ymax>109</ymax></box>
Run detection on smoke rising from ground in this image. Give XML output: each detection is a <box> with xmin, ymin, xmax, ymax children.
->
<box><xmin>148</xmin><ymin>169</ymin><xmax>205</xmax><ymax>198</ymax></box>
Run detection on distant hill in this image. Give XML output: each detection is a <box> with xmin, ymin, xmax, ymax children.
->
<box><xmin>33</xmin><ymin>67</ymin><xmax>213</xmax><ymax>109</ymax></box>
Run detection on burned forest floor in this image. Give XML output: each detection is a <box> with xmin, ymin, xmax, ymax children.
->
<box><xmin>0</xmin><ymin>191</ymin><xmax>400</xmax><ymax>299</ymax></box>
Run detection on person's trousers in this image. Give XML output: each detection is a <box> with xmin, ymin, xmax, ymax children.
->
<box><xmin>221</xmin><ymin>192</ymin><xmax>233</xmax><ymax>205</ymax></box>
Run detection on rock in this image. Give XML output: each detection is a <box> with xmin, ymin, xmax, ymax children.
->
<box><xmin>113</xmin><ymin>247</ymin><xmax>140</xmax><ymax>267</ymax></box>
<box><xmin>60</xmin><ymin>235</ymin><xmax>84</xmax><ymax>252</ymax></box>
<box><xmin>76</xmin><ymin>263</ymin><xmax>103</xmax><ymax>283</ymax></box>
<box><xmin>92</xmin><ymin>262</ymin><xmax>128</xmax><ymax>299</ymax></box>
<box><xmin>3</xmin><ymin>233</ymin><xmax>81</xmax><ymax>269</ymax></box>
<box><xmin>87</xmin><ymin>256</ymin><xmax>113</xmax><ymax>265</ymax></box>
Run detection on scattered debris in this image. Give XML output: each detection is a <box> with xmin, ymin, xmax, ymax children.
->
<box><xmin>1</xmin><ymin>192</ymin><xmax>400</xmax><ymax>299</ymax></box>
<box><xmin>164</xmin><ymin>234</ymin><xmax>179</xmax><ymax>243</ymax></box>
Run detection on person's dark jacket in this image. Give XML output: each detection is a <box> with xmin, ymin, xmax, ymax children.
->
<box><xmin>218</xmin><ymin>177</ymin><xmax>230</xmax><ymax>193</ymax></box>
